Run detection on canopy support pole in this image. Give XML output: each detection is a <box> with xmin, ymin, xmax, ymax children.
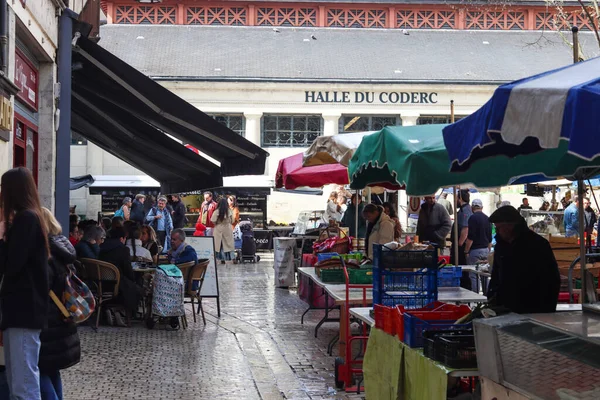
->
<box><xmin>578</xmin><ymin>179</ymin><xmax>588</xmax><ymax>303</ymax></box>
<box><xmin>450</xmin><ymin>101</ymin><xmax>459</xmax><ymax>266</ymax></box>
<box><xmin>453</xmin><ymin>186</ymin><xmax>459</xmax><ymax>267</ymax></box>
<box><xmin>355</xmin><ymin>189</ymin><xmax>359</xmax><ymax>243</ymax></box>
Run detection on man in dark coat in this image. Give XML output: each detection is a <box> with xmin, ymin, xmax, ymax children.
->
<box><xmin>341</xmin><ymin>194</ymin><xmax>367</xmax><ymax>238</ymax></box>
<box><xmin>488</xmin><ymin>206</ymin><xmax>560</xmax><ymax>314</ymax></box>
<box><xmin>129</xmin><ymin>194</ymin><xmax>146</xmax><ymax>225</ymax></box>
<box><xmin>99</xmin><ymin>227</ymin><xmax>141</xmax><ymax>316</ymax></box>
<box><xmin>171</xmin><ymin>195</ymin><xmax>188</xmax><ymax>229</ymax></box>
<box><xmin>75</xmin><ymin>225</ymin><xmax>102</xmax><ymax>259</ymax></box>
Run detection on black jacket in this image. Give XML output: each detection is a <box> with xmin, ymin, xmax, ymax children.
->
<box><xmin>40</xmin><ymin>235</ymin><xmax>81</xmax><ymax>373</ymax></box>
<box><xmin>0</xmin><ymin>209</ymin><xmax>49</xmax><ymax>330</ymax></box>
<box><xmin>99</xmin><ymin>238</ymin><xmax>141</xmax><ymax>312</ymax></box>
<box><xmin>172</xmin><ymin>201</ymin><xmax>187</xmax><ymax>229</ymax></box>
<box><xmin>488</xmin><ymin>221</ymin><xmax>560</xmax><ymax>314</ymax></box>
<box><xmin>130</xmin><ymin>199</ymin><xmax>146</xmax><ymax>225</ymax></box>
<box><xmin>99</xmin><ymin>238</ymin><xmax>135</xmax><ymax>282</ymax></box>
<box><xmin>75</xmin><ymin>240</ymin><xmax>99</xmax><ymax>260</ymax></box>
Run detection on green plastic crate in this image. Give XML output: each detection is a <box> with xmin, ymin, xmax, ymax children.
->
<box><xmin>348</xmin><ymin>268</ymin><xmax>373</xmax><ymax>284</ymax></box>
<box><xmin>320</xmin><ymin>268</ymin><xmax>345</xmax><ymax>283</ymax></box>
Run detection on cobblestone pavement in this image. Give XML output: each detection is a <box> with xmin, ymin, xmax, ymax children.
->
<box><xmin>62</xmin><ymin>255</ymin><xmax>366</xmax><ymax>400</ymax></box>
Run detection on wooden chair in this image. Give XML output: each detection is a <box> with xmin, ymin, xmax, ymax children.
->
<box><xmin>80</xmin><ymin>258</ymin><xmax>121</xmax><ymax>329</ymax></box>
<box><xmin>184</xmin><ymin>259</ymin><xmax>210</xmax><ymax>324</ymax></box>
<box><xmin>175</xmin><ymin>261</ymin><xmax>196</xmax><ymax>329</ymax></box>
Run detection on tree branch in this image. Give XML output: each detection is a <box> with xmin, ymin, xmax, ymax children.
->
<box><xmin>577</xmin><ymin>0</ymin><xmax>600</xmax><ymax>49</ymax></box>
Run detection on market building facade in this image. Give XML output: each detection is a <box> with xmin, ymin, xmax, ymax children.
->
<box><xmin>69</xmin><ymin>0</ymin><xmax>599</xmax><ymax>223</ymax></box>
<box><xmin>0</xmin><ymin>0</ymin><xmax>92</xmax><ymax>211</ymax></box>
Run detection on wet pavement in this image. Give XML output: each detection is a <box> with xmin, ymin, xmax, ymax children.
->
<box><xmin>62</xmin><ymin>254</ymin><xmax>365</xmax><ymax>400</ymax></box>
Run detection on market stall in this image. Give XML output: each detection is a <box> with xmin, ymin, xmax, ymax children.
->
<box><xmin>440</xmin><ymin>46</ymin><xmax>600</xmax><ymax>398</ymax></box>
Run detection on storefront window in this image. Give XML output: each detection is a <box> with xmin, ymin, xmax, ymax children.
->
<box><xmin>417</xmin><ymin>115</ymin><xmax>465</xmax><ymax>125</ymax></box>
<box><xmin>261</xmin><ymin>115</ymin><xmax>323</xmax><ymax>147</ymax></box>
<box><xmin>13</xmin><ymin>115</ymin><xmax>38</xmax><ymax>183</ymax></box>
<box><xmin>71</xmin><ymin>132</ymin><xmax>88</xmax><ymax>145</ymax></box>
<box><xmin>210</xmin><ymin>114</ymin><xmax>245</xmax><ymax>136</ymax></box>
<box><xmin>340</xmin><ymin>115</ymin><xmax>402</xmax><ymax>133</ymax></box>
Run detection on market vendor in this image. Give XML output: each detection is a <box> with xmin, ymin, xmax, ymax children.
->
<box><xmin>487</xmin><ymin>206</ymin><xmax>560</xmax><ymax>314</ymax></box>
<box><xmin>363</xmin><ymin>204</ymin><xmax>395</xmax><ymax>259</ymax></box>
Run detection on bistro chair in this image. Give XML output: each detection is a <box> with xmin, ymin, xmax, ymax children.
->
<box><xmin>176</xmin><ymin>261</ymin><xmax>196</xmax><ymax>328</ymax></box>
<box><xmin>80</xmin><ymin>258</ymin><xmax>122</xmax><ymax>329</ymax></box>
<box><xmin>184</xmin><ymin>259</ymin><xmax>210</xmax><ymax>324</ymax></box>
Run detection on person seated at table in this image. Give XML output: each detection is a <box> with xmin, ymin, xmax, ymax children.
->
<box><xmin>363</xmin><ymin>204</ymin><xmax>395</xmax><ymax>259</ymax></box>
<box><xmin>168</xmin><ymin>229</ymin><xmax>198</xmax><ymax>265</ymax></box>
<box><xmin>99</xmin><ymin>227</ymin><xmax>142</xmax><ymax>323</ymax></box>
<box><xmin>107</xmin><ymin>216</ymin><xmax>124</xmax><ymax>239</ymax></box>
<box><xmin>141</xmin><ymin>225</ymin><xmax>160</xmax><ymax>264</ymax></box>
<box><xmin>487</xmin><ymin>206</ymin><xmax>560</xmax><ymax>314</ymax></box>
<box><xmin>126</xmin><ymin>226</ymin><xmax>153</xmax><ymax>263</ymax></box>
<box><xmin>75</xmin><ymin>225</ymin><xmax>105</xmax><ymax>259</ymax></box>
<box><xmin>68</xmin><ymin>222</ymin><xmax>80</xmax><ymax>247</ymax></box>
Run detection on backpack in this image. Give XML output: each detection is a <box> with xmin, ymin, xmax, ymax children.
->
<box><xmin>49</xmin><ymin>265</ymin><xmax>96</xmax><ymax>324</ymax></box>
<box><xmin>114</xmin><ymin>207</ymin><xmax>125</xmax><ymax>218</ymax></box>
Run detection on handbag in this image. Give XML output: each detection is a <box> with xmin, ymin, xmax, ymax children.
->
<box><xmin>50</xmin><ymin>265</ymin><xmax>96</xmax><ymax>324</ymax></box>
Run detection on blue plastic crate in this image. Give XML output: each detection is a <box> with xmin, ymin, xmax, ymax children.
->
<box><xmin>317</xmin><ymin>252</ymin><xmax>339</xmax><ymax>262</ymax></box>
<box><xmin>437</xmin><ymin>277</ymin><xmax>461</xmax><ymax>287</ymax></box>
<box><xmin>403</xmin><ymin>313</ymin><xmax>472</xmax><ymax>348</ymax></box>
<box><xmin>437</xmin><ymin>267</ymin><xmax>462</xmax><ymax>287</ymax></box>
<box><xmin>373</xmin><ymin>244</ymin><xmax>438</xmax><ymax>308</ymax></box>
<box><xmin>438</xmin><ymin>266</ymin><xmax>462</xmax><ymax>279</ymax></box>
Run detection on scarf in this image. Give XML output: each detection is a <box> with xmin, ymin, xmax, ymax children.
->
<box><xmin>365</xmin><ymin>212</ymin><xmax>381</xmax><ymax>256</ymax></box>
<box><xmin>171</xmin><ymin>243</ymin><xmax>187</xmax><ymax>262</ymax></box>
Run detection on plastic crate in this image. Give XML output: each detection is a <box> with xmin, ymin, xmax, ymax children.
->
<box><xmin>423</xmin><ymin>328</ymin><xmax>473</xmax><ymax>361</ymax></box>
<box><xmin>373</xmin><ymin>244</ymin><xmax>439</xmax><ymax>307</ymax></box>
<box><xmin>395</xmin><ymin>301</ymin><xmax>448</xmax><ymax>340</ymax></box>
<box><xmin>320</xmin><ymin>269</ymin><xmax>345</xmax><ymax>283</ymax></box>
<box><xmin>348</xmin><ymin>268</ymin><xmax>373</xmax><ymax>284</ymax></box>
<box><xmin>438</xmin><ymin>335</ymin><xmax>477</xmax><ymax>369</ymax></box>
<box><xmin>437</xmin><ymin>267</ymin><xmax>462</xmax><ymax>287</ymax></box>
<box><xmin>403</xmin><ymin>305</ymin><xmax>472</xmax><ymax>348</ymax></box>
<box><xmin>373</xmin><ymin>304</ymin><xmax>397</xmax><ymax>335</ymax></box>
<box><xmin>378</xmin><ymin>245</ymin><xmax>438</xmax><ymax>270</ymax></box>
<box><xmin>317</xmin><ymin>252</ymin><xmax>340</xmax><ymax>262</ymax></box>
<box><xmin>438</xmin><ymin>266</ymin><xmax>462</xmax><ymax>279</ymax></box>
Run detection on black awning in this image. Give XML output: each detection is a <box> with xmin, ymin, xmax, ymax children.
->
<box><xmin>71</xmin><ymin>89</ymin><xmax>223</xmax><ymax>193</ymax></box>
<box><xmin>71</xmin><ymin>35</ymin><xmax>268</xmax><ymax>177</ymax></box>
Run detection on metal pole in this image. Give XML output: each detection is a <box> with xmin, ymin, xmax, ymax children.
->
<box><xmin>453</xmin><ymin>186</ymin><xmax>459</xmax><ymax>266</ymax></box>
<box><xmin>572</xmin><ymin>26</ymin><xmax>580</xmax><ymax>64</ymax></box>
<box><xmin>355</xmin><ymin>189</ymin><xmax>359</xmax><ymax>243</ymax></box>
<box><xmin>450</xmin><ymin>101</ymin><xmax>459</xmax><ymax>266</ymax></box>
<box><xmin>571</xmin><ymin>27</ymin><xmax>587</xmax><ymax>302</ymax></box>
<box><xmin>56</xmin><ymin>10</ymin><xmax>77</xmax><ymax>233</ymax></box>
<box><xmin>578</xmin><ymin>179</ymin><xmax>587</xmax><ymax>303</ymax></box>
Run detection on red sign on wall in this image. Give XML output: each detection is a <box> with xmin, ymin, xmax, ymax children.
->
<box><xmin>14</xmin><ymin>49</ymin><xmax>38</xmax><ymax>111</ymax></box>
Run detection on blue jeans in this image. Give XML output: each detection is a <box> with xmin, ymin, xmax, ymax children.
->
<box><xmin>40</xmin><ymin>371</ymin><xmax>62</xmax><ymax>400</ymax></box>
<box><xmin>4</xmin><ymin>328</ymin><xmax>42</xmax><ymax>400</ymax></box>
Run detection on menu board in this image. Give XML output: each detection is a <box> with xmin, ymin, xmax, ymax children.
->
<box><xmin>100</xmin><ymin>189</ymin><xmax>160</xmax><ymax>212</ymax></box>
<box><xmin>237</xmin><ymin>194</ymin><xmax>267</xmax><ymax>228</ymax></box>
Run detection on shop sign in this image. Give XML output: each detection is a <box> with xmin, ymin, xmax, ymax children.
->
<box><xmin>305</xmin><ymin>91</ymin><xmax>438</xmax><ymax>104</ymax></box>
<box><xmin>0</xmin><ymin>96</ymin><xmax>13</xmax><ymax>132</ymax></box>
<box><xmin>15</xmin><ymin>50</ymin><xmax>38</xmax><ymax>110</ymax></box>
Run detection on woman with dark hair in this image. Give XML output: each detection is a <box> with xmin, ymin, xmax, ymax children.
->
<box><xmin>228</xmin><ymin>195</ymin><xmax>240</xmax><ymax>229</ymax></box>
<box><xmin>211</xmin><ymin>198</ymin><xmax>235</xmax><ymax>263</ymax></box>
<box><xmin>0</xmin><ymin>167</ymin><xmax>50</xmax><ymax>399</ymax></box>
<box><xmin>39</xmin><ymin>208</ymin><xmax>81</xmax><ymax>400</ymax></box>
<box><xmin>126</xmin><ymin>227</ymin><xmax>153</xmax><ymax>263</ymax></box>
<box><xmin>140</xmin><ymin>225</ymin><xmax>160</xmax><ymax>263</ymax></box>
<box><xmin>362</xmin><ymin>203</ymin><xmax>395</xmax><ymax>259</ymax></box>
<box><xmin>383</xmin><ymin>202</ymin><xmax>403</xmax><ymax>242</ymax></box>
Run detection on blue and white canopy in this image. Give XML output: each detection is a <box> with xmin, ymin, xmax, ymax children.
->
<box><xmin>443</xmin><ymin>57</ymin><xmax>600</xmax><ymax>172</ymax></box>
